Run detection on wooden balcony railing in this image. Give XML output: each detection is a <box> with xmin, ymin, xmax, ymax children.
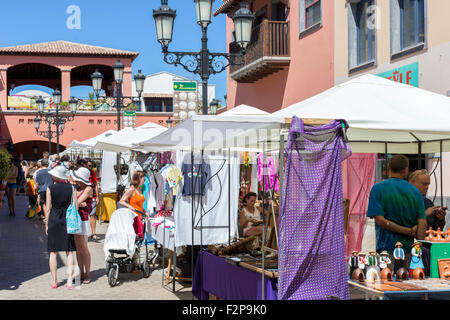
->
<box><xmin>230</xmin><ymin>20</ymin><xmax>290</xmax><ymax>82</ymax></box>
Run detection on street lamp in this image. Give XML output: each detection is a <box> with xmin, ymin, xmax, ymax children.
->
<box><xmin>134</xmin><ymin>69</ymin><xmax>146</xmax><ymax>111</ymax></box>
<box><xmin>166</xmin><ymin>117</ymin><xmax>173</xmax><ymax>129</ymax></box>
<box><xmin>91</xmin><ymin>69</ymin><xmax>104</xmax><ymax>98</ymax></box>
<box><xmin>194</xmin><ymin>0</ymin><xmax>214</xmax><ymax>28</ymax></box>
<box><xmin>91</xmin><ymin>63</ymin><xmax>144</xmax><ymax>131</ymax></box>
<box><xmin>34</xmin><ymin>90</ymin><xmax>77</xmax><ymax>155</ymax></box>
<box><xmin>153</xmin><ymin>0</ymin><xmax>254</xmax><ymax>115</ymax></box>
<box><xmin>209</xmin><ymin>98</ymin><xmax>219</xmax><ymax>115</ymax></box>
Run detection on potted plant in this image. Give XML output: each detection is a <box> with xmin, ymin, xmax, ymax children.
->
<box><xmin>0</xmin><ymin>149</ymin><xmax>12</xmax><ymax>208</ymax></box>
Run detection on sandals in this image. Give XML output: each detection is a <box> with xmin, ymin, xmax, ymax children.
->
<box><xmin>50</xmin><ymin>283</ymin><xmax>58</xmax><ymax>289</ymax></box>
<box><xmin>82</xmin><ymin>279</ymin><xmax>91</xmax><ymax>284</ymax></box>
<box><xmin>65</xmin><ymin>284</ymin><xmax>74</xmax><ymax>290</ymax></box>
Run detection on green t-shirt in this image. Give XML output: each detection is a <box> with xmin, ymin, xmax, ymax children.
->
<box><xmin>367</xmin><ymin>178</ymin><xmax>426</xmax><ymax>254</ymax></box>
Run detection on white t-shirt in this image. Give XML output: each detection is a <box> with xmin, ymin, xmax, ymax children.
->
<box><xmin>242</xmin><ymin>207</ymin><xmax>261</xmax><ymax>234</ymax></box>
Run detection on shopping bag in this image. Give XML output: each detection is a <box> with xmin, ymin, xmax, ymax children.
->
<box><xmin>66</xmin><ymin>187</ymin><xmax>82</xmax><ymax>234</ymax></box>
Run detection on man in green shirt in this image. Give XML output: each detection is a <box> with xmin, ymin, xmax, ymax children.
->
<box><xmin>367</xmin><ymin>155</ymin><xmax>427</xmax><ymax>258</ymax></box>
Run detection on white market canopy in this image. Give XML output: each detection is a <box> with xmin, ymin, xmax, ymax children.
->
<box><xmin>273</xmin><ymin>74</ymin><xmax>450</xmax><ymax>154</ymax></box>
<box><xmin>70</xmin><ymin>129</ymin><xmax>117</xmax><ymax>149</ymax></box>
<box><xmin>93</xmin><ymin>122</ymin><xmax>167</xmax><ymax>153</ymax></box>
<box><xmin>136</xmin><ymin>114</ymin><xmax>285</xmax><ymax>152</ymax></box>
<box><xmin>218</xmin><ymin>104</ymin><xmax>270</xmax><ymax>117</ymax></box>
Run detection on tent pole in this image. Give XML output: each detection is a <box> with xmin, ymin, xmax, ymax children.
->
<box><xmin>418</xmin><ymin>142</ymin><xmax>423</xmax><ymax>170</ymax></box>
<box><xmin>261</xmin><ymin>141</ymin><xmax>266</xmax><ymax>301</ymax></box>
<box><xmin>228</xmin><ymin>147</ymin><xmax>231</xmax><ymax>246</ymax></box>
<box><xmin>191</xmin><ymin>150</ymin><xmax>195</xmax><ymax>300</ymax></box>
<box><xmin>384</xmin><ymin>143</ymin><xmax>388</xmax><ymax>179</ymax></box>
<box><xmin>440</xmin><ymin>140</ymin><xmax>444</xmax><ymax>207</ymax></box>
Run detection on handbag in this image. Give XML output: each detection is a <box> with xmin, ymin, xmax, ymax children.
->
<box><xmin>66</xmin><ymin>186</ymin><xmax>82</xmax><ymax>234</ymax></box>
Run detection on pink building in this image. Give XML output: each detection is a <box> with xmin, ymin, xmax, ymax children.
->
<box><xmin>216</xmin><ymin>0</ymin><xmax>335</xmax><ymax>112</ymax></box>
<box><xmin>0</xmin><ymin>41</ymin><xmax>172</xmax><ymax>160</ymax></box>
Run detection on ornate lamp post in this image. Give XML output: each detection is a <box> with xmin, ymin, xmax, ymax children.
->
<box><xmin>153</xmin><ymin>0</ymin><xmax>254</xmax><ymax>115</ymax></box>
<box><xmin>209</xmin><ymin>98</ymin><xmax>220</xmax><ymax>115</ymax></box>
<box><xmin>91</xmin><ymin>62</ymin><xmax>145</xmax><ymax>131</ymax></box>
<box><xmin>34</xmin><ymin>90</ymin><xmax>77</xmax><ymax>155</ymax></box>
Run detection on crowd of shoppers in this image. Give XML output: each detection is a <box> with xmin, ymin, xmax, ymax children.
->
<box><xmin>3</xmin><ymin>151</ymin><xmax>101</xmax><ymax>288</ymax></box>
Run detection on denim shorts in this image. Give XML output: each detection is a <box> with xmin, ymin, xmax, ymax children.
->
<box><xmin>6</xmin><ymin>183</ymin><xmax>18</xmax><ymax>189</ymax></box>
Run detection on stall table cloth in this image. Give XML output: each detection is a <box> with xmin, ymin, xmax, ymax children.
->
<box><xmin>193</xmin><ymin>251</ymin><xmax>278</xmax><ymax>300</ymax></box>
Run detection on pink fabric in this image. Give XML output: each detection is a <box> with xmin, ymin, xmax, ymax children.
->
<box><xmin>257</xmin><ymin>153</ymin><xmax>279</xmax><ymax>192</ymax></box>
<box><xmin>342</xmin><ymin>153</ymin><xmax>376</xmax><ymax>257</ymax></box>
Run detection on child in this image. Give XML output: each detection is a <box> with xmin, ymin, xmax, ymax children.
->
<box><xmin>25</xmin><ymin>172</ymin><xmax>40</xmax><ymax>219</ymax></box>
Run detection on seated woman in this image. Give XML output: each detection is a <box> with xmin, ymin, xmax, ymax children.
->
<box><xmin>119</xmin><ymin>171</ymin><xmax>150</xmax><ymax>239</ymax></box>
<box><xmin>240</xmin><ymin>192</ymin><xmax>266</xmax><ymax>237</ymax></box>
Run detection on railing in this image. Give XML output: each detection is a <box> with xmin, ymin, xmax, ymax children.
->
<box><xmin>7</xmin><ymin>96</ymin><xmax>140</xmax><ymax>112</ymax></box>
<box><xmin>230</xmin><ymin>20</ymin><xmax>289</xmax><ymax>74</ymax></box>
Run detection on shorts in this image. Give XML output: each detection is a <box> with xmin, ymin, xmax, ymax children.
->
<box><xmin>76</xmin><ymin>220</ymin><xmax>91</xmax><ymax>236</ymax></box>
<box><xmin>89</xmin><ymin>198</ymin><xmax>97</xmax><ymax>216</ymax></box>
<box><xmin>6</xmin><ymin>183</ymin><xmax>18</xmax><ymax>189</ymax></box>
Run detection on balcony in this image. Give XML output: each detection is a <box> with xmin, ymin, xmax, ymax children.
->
<box><xmin>230</xmin><ymin>20</ymin><xmax>290</xmax><ymax>83</ymax></box>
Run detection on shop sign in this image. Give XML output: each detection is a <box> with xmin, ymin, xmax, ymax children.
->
<box><xmin>173</xmin><ymin>81</ymin><xmax>197</xmax><ymax>92</ymax></box>
<box><xmin>377</xmin><ymin>62</ymin><xmax>419</xmax><ymax>87</ymax></box>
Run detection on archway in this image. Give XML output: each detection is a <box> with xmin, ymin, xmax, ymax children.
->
<box><xmin>11</xmin><ymin>140</ymin><xmax>64</xmax><ymax>162</ymax></box>
<box><xmin>71</xmin><ymin>64</ymin><xmax>114</xmax><ymax>96</ymax></box>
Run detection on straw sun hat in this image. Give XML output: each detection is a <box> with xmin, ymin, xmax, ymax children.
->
<box><xmin>70</xmin><ymin>167</ymin><xmax>92</xmax><ymax>186</ymax></box>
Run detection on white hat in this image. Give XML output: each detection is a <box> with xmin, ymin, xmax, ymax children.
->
<box><xmin>48</xmin><ymin>165</ymin><xmax>69</xmax><ymax>180</ymax></box>
<box><xmin>70</xmin><ymin>167</ymin><xmax>92</xmax><ymax>186</ymax></box>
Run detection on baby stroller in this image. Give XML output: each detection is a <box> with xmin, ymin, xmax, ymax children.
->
<box><xmin>103</xmin><ymin>208</ymin><xmax>154</xmax><ymax>287</ymax></box>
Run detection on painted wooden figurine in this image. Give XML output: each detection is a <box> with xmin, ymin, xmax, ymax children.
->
<box><xmin>379</xmin><ymin>251</ymin><xmax>392</xmax><ymax>270</ymax></box>
<box><xmin>393</xmin><ymin>242</ymin><xmax>405</xmax><ymax>274</ymax></box>
<box><xmin>358</xmin><ymin>252</ymin><xmax>368</xmax><ymax>274</ymax></box>
<box><xmin>367</xmin><ymin>251</ymin><xmax>378</xmax><ymax>267</ymax></box>
<box><xmin>409</xmin><ymin>241</ymin><xmax>425</xmax><ymax>274</ymax></box>
<box><xmin>348</xmin><ymin>250</ymin><xmax>359</xmax><ymax>276</ymax></box>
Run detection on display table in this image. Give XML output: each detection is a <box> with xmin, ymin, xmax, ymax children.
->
<box><xmin>348</xmin><ymin>279</ymin><xmax>450</xmax><ymax>300</ymax></box>
<box><xmin>419</xmin><ymin>241</ymin><xmax>450</xmax><ymax>278</ymax></box>
<box><xmin>193</xmin><ymin>251</ymin><xmax>278</xmax><ymax>300</ymax></box>
<box><xmin>148</xmin><ymin>217</ymin><xmax>188</xmax><ymax>286</ymax></box>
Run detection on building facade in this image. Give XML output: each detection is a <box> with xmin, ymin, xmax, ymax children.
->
<box><xmin>0</xmin><ymin>41</ymin><xmax>216</xmax><ymax>160</ymax></box>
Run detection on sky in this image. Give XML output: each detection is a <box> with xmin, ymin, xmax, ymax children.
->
<box><xmin>1</xmin><ymin>0</ymin><xmax>228</xmax><ymax>103</ymax></box>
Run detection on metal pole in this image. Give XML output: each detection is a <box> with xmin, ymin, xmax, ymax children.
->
<box><xmin>261</xmin><ymin>142</ymin><xmax>266</xmax><ymax>301</ymax></box>
<box><xmin>56</xmin><ymin>104</ymin><xmax>60</xmax><ymax>155</ymax></box>
<box><xmin>201</xmin><ymin>26</ymin><xmax>209</xmax><ymax>115</ymax></box>
<box><xmin>117</xmin><ymin>82</ymin><xmax>122</xmax><ymax>131</ymax></box>
<box><xmin>418</xmin><ymin>142</ymin><xmax>422</xmax><ymax>170</ymax></box>
<box><xmin>384</xmin><ymin>143</ymin><xmax>388</xmax><ymax>179</ymax></box>
<box><xmin>191</xmin><ymin>150</ymin><xmax>195</xmax><ymax>300</ymax></box>
<box><xmin>48</xmin><ymin>116</ymin><xmax>52</xmax><ymax>155</ymax></box>
<box><xmin>228</xmin><ymin>148</ymin><xmax>231</xmax><ymax>245</ymax></box>
<box><xmin>440</xmin><ymin>140</ymin><xmax>444</xmax><ymax>207</ymax></box>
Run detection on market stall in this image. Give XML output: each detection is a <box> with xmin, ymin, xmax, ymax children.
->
<box><xmin>272</xmin><ymin>74</ymin><xmax>450</xmax><ymax>300</ymax></box>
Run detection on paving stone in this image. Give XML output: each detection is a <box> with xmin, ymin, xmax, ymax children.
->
<box><xmin>0</xmin><ymin>195</ymin><xmax>192</xmax><ymax>300</ymax></box>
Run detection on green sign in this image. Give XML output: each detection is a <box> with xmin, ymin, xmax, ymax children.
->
<box><xmin>377</xmin><ymin>62</ymin><xmax>419</xmax><ymax>87</ymax></box>
<box><xmin>123</xmin><ymin>110</ymin><xmax>136</xmax><ymax>117</ymax></box>
<box><xmin>173</xmin><ymin>81</ymin><xmax>197</xmax><ymax>91</ymax></box>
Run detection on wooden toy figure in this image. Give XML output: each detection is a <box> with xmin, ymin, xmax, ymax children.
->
<box><xmin>393</xmin><ymin>242</ymin><xmax>405</xmax><ymax>274</ymax></box>
<box><xmin>358</xmin><ymin>252</ymin><xmax>368</xmax><ymax>274</ymax></box>
<box><xmin>379</xmin><ymin>251</ymin><xmax>392</xmax><ymax>270</ymax></box>
<box><xmin>409</xmin><ymin>241</ymin><xmax>425</xmax><ymax>275</ymax></box>
<box><xmin>348</xmin><ymin>250</ymin><xmax>359</xmax><ymax>276</ymax></box>
<box><xmin>367</xmin><ymin>251</ymin><xmax>378</xmax><ymax>267</ymax></box>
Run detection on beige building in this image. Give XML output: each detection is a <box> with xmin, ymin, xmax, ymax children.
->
<box><xmin>334</xmin><ymin>0</ymin><xmax>450</xmax><ymax>97</ymax></box>
<box><xmin>334</xmin><ymin>0</ymin><xmax>450</xmax><ymax>206</ymax></box>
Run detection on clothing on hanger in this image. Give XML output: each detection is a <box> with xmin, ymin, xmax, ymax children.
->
<box><xmin>181</xmin><ymin>153</ymin><xmax>211</xmax><ymax>197</ymax></box>
<box><xmin>257</xmin><ymin>153</ymin><xmax>279</xmax><ymax>192</ymax></box>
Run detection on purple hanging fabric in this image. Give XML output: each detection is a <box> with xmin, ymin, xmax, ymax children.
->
<box><xmin>278</xmin><ymin>116</ymin><xmax>352</xmax><ymax>300</ymax></box>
